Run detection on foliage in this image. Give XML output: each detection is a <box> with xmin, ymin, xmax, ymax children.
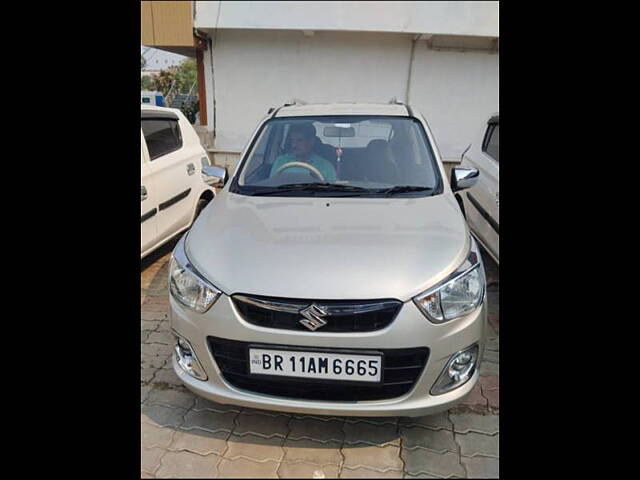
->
<box><xmin>149</xmin><ymin>58</ymin><xmax>198</xmax><ymax>96</ymax></box>
<box><xmin>182</xmin><ymin>97</ymin><xmax>200</xmax><ymax>124</ymax></box>
<box><xmin>175</xmin><ymin>58</ymin><xmax>197</xmax><ymax>94</ymax></box>
<box><xmin>141</xmin><ymin>76</ymin><xmax>154</xmax><ymax>91</ymax></box>
<box><xmin>140</xmin><ymin>58</ymin><xmax>200</xmax><ymax>121</ymax></box>
<box><xmin>152</xmin><ymin>66</ymin><xmax>180</xmax><ymax>97</ymax></box>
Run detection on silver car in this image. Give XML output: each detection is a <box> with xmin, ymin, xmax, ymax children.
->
<box><xmin>168</xmin><ymin>101</ymin><xmax>487</xmax><ymax>417</ymax></box>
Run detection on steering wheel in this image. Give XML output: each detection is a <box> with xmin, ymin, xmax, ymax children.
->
<box><xmin>274</xmin><ymin>162</ymin><xmax>325</xmax><ymax>182</ymax></box>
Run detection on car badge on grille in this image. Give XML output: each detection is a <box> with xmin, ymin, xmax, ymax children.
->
<box><xmin>299</xmin><ymin>304</ymin><xmax>328</xmax><ymax>331</ymax></box>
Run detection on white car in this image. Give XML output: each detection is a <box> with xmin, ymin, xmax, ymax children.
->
<box><xmin>458</xmin><ymin>114</ymin><xmax>499</xmax><ymax>264</ymax></box>
<box><xmin>141</xmin><ymin>105</ymin><xmax>217</xmax><ymax>258</ymax></box>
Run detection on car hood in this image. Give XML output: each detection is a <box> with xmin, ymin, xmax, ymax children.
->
<box><xmin>187</xmin><ymin>191</ymin><xmax>469</xmax><ymax>302</ymax></box>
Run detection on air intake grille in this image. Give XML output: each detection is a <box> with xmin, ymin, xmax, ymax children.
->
<box><xmin>207</xmin><ymin>336</ymin><xmax>429</xmax><ymax>401</ymax></box>
<box><xmin>232</xmin><ymin>295</ymin><xmax>402</xmax><ymax>333</ymax></box>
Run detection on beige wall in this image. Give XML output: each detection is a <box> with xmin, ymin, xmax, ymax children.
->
<box><xmin>141</xmin><ymin>1</ymin><xmax>193</xmax><ymax>47</ymax></box>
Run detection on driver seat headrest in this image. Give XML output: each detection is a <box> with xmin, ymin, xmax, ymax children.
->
<box><xmin>365</xmin><ymin>139</ymin><xmax>398</xmax><ymax>183</ymax></box>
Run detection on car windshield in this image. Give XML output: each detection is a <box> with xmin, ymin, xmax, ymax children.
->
<box><xmin>230</xmin><ymin>115</ymin><xmax>442</xmax><ymax>197</ymax></box>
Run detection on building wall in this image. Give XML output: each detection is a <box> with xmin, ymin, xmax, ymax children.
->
<box><xmin>409</xmin><ymin>45</ymin><xmax>499</xmax><ymax>161</ymax></box>
<box><xmin>211</xmin><ymin>30</ymin><xmax>410</xmax><ymax>155</ymax></box>
<box><xmin>208</xmin><ymin>29</ymin><xmax>498</xmax><ymax>170</ymax></box>
<box><xmin>195</xmin><ymin>1</ymin><xmax>498</xmax><ymax>37</ymax></box>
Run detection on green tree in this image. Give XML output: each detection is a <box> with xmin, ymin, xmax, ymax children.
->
<box><xmin>152</xmin><ymin>66</ymin><xmax>180</xmax><ymax>97</ymax></box>
<box><xmin>175</xmin><ymin>58</ymin><xmax>197</xmax><ymax>94</ymax></box>
<box><xmin>141</xmin><ymin>75</ymin><xmax>154</xmax><ymax>91</ymax></box>
<box><xmin>149</xmin><ymin>58</ymin><xmax>198</xmax><ymax>96</ymax></box>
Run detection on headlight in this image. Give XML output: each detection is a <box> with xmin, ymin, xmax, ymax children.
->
<box><xmin>169</xmin><ymin>234</ymin><xmax>221</xmax><ymax>313</ymax></box>
<box><xmin>413</xmin><ymin>236</ymin><xmax>485</xmax><ymax>323</ymax></box>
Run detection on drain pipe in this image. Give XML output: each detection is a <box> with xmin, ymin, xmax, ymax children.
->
<box><xmin>405</xmin><ymin>35</ymin><xmax>419</xmax><ymax>104</ymax></box>
<box><xmin>209</xmin><ymin>2</ymin><xmax>222</xmax><ymax>140</ymax></box>
<box><xmin>193</xmin><ymin>28</ymin><xmax>208</xmax><ymax>43</ymax></box>
<box><xmin>193</xmin><ymin>28</ymin><xmax>216</xmax><ymax>142</ymax></box>
<box><xmin>405</xmin><ymin>35</ymin><xmax>432</xmax><ymax>104</ymax></box>
<box><xmin>208</xmin><ymin>36</ymin><xmax>216</xmax><ymax>140</ymax></box>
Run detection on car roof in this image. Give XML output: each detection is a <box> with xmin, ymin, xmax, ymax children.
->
<box><xmin>140</xmin><ymin>104</ymin><xmax>181</xmax><ymax>113</ymax></box>
<box><xmin>274</xmin><ymin>102</ymin><xmax>410</xmax><ymax>118</ymax></box>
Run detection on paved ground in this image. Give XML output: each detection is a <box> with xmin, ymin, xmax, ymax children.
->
<box><xmin>141</xmin><ymin>239</ymin><xmax>499</xmax><ymax>478</ymax></box>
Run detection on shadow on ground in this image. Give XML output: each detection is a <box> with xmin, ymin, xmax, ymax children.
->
<box><xmin>141</xmin><ymin>235</ymin><xmax>181</xmax><ymax>273</ymax></box>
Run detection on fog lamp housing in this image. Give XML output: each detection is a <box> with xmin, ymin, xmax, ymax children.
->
<box><xmin>430</xmin><ymin>344</ymin><xmax>479</xmax><ymax>395</ymax></box>
<box><xmin>173</xmin><ymin>332</ymin><xmax>207</xmax><ymax>381</ymax></box>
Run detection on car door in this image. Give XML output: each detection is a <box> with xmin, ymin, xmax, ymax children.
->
<box><xmin>141</xmin><ymin>130</ymin><xmax>158</xmax><ymax>255</ymax></box>
<box><xmin>461</xmin><ymin>117</ymin><xmax>499</xmax><ymax>260</ymax></box>
<box><xmin>141</xmin><ymin>111</ymin><xmax>197</xmax><ymax>244</ymax></box>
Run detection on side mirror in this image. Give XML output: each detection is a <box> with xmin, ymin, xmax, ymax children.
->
<box><xmin>202</xmin><ymin>165</ymin><xmax>227</xmax><ymax>188</ymax></box>
<box><xmin>451</xmin><ymin>167</ymin><xmax>479</xmax><ymax>192</ymax></box>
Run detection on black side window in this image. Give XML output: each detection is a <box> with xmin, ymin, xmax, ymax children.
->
<box><xmin>483</xmin><ymin>123</ymin><xmax>499</xmax><ymax>162</ymax></box>
<box><xmin>141</xmin><ymin>118</ymin><xmax>183</xmax><ymax>160</ymax></box>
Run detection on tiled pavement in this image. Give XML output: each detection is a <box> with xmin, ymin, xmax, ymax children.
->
<box><xmin>141</xmin><ymin>239</ymin><xmax>499</xmax><ymax>478</ymax></box>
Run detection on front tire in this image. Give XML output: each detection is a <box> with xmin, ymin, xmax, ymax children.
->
<box><xmin>195</xmin><ymin>197</ymin><xmax>210</xmax><ymax>219</ymax></box>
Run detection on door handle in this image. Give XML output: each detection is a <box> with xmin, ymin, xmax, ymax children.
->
<box><xmin>141</xmin><ymin>186</ymin><xmax>148</xmax><ymax>202</ymax></box>
<box><xmin>187</xmin><ymin>163</ymin><xmax>195</xmax><ymax>175</ymax></box>
<box><xmin>495</xmin><ymin>192</ymin><xmax>499</xmax><ymax>207</ymax></box>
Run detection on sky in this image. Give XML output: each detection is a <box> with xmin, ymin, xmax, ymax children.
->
<box><xmin>141</xmin><ymin>46</ymin><xmax>188</xmax><ymax>70</ymax></box>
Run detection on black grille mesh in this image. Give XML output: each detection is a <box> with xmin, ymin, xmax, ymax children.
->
<box><xmin>232</xmin><ymin>295</ymin><xmax>402</xmax><ymax>333</ymax></box>
<box><xmin>208</xmin><ymin>336</ymin><xmax>429</xmax><ymax>401</ymax></box>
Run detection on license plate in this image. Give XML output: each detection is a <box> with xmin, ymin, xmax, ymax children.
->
<box><xmin>248</xmin><ymin>348</ymin><xmax>383</xmax><ymax>383</ymax></box>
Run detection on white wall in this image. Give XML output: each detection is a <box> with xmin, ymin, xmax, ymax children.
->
<box><xmin>196</xmin><ymin>1</ymin><xmax>498</xmax><ymax>37</ymax></box>
<box><xmin>208</xmin><ymin>30</ymin><xmax>498</xmax><ymax>165</ymax></box>
<box><xmin>211</xmin><ymin>30</ymin><xmax>411</xmax><ymax>152</ymax></box>
<box><xmin>409</xmin><ymin>45</ymin><xmax>499</xmax><ymax>160</ymax></box>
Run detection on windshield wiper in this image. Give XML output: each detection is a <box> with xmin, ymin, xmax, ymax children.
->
<box><xmin>379</xmin><ymin>185</ymin><xmax>434</xmax><ymax>197</ymax></box>
<box><xmin>251</xmin><ymin>183</ymin><xmax>370</xmax><ymax>196</ymax></box>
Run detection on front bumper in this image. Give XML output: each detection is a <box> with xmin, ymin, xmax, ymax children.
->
<box><xmin>169</xmin><ymin>293</ymin><xmax>486</xmax><ymax>417</ymax></box>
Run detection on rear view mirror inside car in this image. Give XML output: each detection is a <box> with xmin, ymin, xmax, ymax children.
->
<box><xmin>324</xmin><ymin>126</ymin><xmax>355</xmax><ymax>137</ymax></box>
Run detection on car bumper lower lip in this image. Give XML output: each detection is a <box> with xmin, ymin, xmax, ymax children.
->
<box><xmin>173</xmin><ymin>353</ymin><xmax>480</xmax><ymax>417</ymax></box>
<box><xmin>169</xmin><ymin>294</ymin><xmax>487</xmax><ymax>417</ymax></box>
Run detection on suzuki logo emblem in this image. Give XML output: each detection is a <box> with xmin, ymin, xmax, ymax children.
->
<box><xmin>299</xmin><ymin>304</ymin><xmax>328</xmax><ymax>331</ymax></box>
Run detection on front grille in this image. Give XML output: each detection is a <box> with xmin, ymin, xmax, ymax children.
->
<box><xmin>232</xmin><ymin>294</ymin><xmax>402</xmax><ymax>333</ymax></box>
<box><xmin>207</xmin><ymin>336</ymin><xmax>429</xmax><ymax>401</ymax></box>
